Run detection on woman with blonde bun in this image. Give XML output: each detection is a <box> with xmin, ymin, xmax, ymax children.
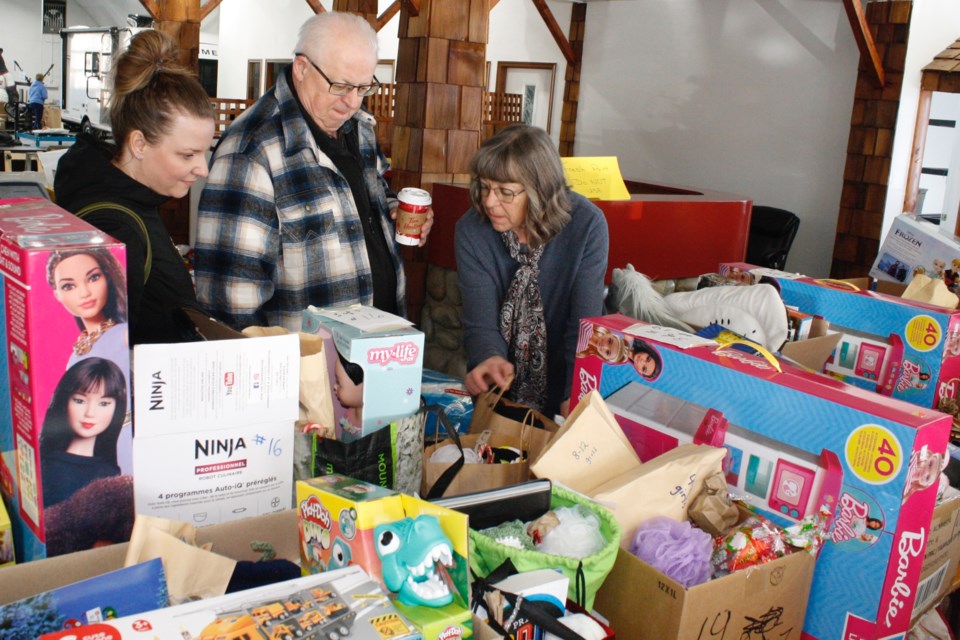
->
<box><xmin>54</xmin><ymin>29</ymin><xmax>215</xmax><ymax>345</ymax></box>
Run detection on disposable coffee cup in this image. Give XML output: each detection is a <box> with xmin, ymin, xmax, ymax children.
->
<box><xmin>395</xmin><ymin>187</ymin><xmax>432</xmax><ymax>246</ymax></box>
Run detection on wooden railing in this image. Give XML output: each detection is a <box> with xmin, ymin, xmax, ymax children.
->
<box><xmin>211</xmin><ymin>84</ymin><xmax>523</xmax><ymax>149</ymax></box>
<box><xmin>210</xmin><ymin>98</ymin><xmax>256</xmax><ymax>137</ymax></box>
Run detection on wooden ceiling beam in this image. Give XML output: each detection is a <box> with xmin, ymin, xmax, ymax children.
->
<box><xmin>531</xmin><ymin>0</ymin><xmax>576</xmax><ymax>65</ymax></box>
<box><xmin>140</xmin><ymin>0</ymin><xmax>159</xmax><ymax>21</ymax></box>
<box><xmin>200</xmin><ymin>0</ymin><xmax>223</xmax><ymax>21</ymax></box>
<box><xmin>842</xmin><ymin>0</ymin><xmax>884</xmax><ymax>87</ymax></box>
<box><xmin>377</xmin><ymin>1</ymin><xmax>400</xmax><ymax>31</ymax></box>
<box><xmin>305</xmin><ymin>0</ymin><xmax>325</xmax><ymax>14</ymax></box>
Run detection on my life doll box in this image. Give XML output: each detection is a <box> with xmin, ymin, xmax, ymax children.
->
<box><xmin>0</xmin><ymin>197</ymin><xmax>130</xmax><ymax>562</ymax></box>
<box><xmin>302</xmin><ymin>305</ymin><xmax>424</xmax><ymax>441</ymax></box>
<box><xmin>724</xmin><ymin>262</ymin><xmax>960</xmax><ymax>412</ymax></box>
<box><xmin>296</xmin><ymin>474</ymin><xmax>471</xmax><ymax>639</ymax></box>
<box><xmin>571</xmin><ymin>314</ymin><xmax>951</xmax><ymax>640</ymax></box>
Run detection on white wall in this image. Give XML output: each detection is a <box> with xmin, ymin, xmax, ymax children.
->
<box><xmin>573</xmin><ymin>0</ymin><xmax>859</xmax><ymax>278</ymax></box>
<box><xmin>2</xmin><ymin>0</ymin><xmax>44</xmax><ymax>92</ymax></box>
<box><xmin>884</xmin><ymin>0</ymin><xmax>960</xmax><ymax>238</ymax></box>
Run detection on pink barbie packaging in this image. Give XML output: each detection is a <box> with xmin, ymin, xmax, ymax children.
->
<box><xmin>0</xmin><ymin>198</ymin><xmax>131</xmax><ymax>561</ymax></box>
<box><xmin>572</xmin><ymin>314</ymin><xmax>951</xmax><ymax>640</ymax></box>
<box><xmin>720</xmin><ymin>261</ymin><xmax>960</xmax><ymax>413</ymax></box>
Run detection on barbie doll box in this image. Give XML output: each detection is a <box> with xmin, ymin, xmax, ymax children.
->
<box><xmin>724</xmin><ymin>263</ymin><xmax>960</xmax><ymax>412</ymax></box>
<box><xmin>571</xmin><ymin>314</ymin><xmax>951</xmax><ymax>640</ymax></box>
<box><xmin>0</xmin><ymin>197</ymin><xmax>130</xmax><ymax>562</ymax></box>
<box><xmin>131</xmin><ymin>332</ymin><xmax>299</xmax><ymax>526</ymax></box>
<box><xmin>296</xmin><ymin>473</ymin><xmax>472</xmax><ymax>639</ymax></box>
<box><xmin>302</xmin><ymin>305</ymin><xmax>424</xmax><ymax>442</ymax></box>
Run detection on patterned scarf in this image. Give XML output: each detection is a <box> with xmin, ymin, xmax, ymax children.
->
<box><xmin>499</xmin><ymin>231</ymin><xmax>548</xmax><ymax>411</ymax></box>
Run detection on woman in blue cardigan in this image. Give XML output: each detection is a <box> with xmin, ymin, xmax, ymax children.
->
<box><xmin>455</xmin><ymin>125</ymin><xmax>609</xmax><ymax>418</ymax></box>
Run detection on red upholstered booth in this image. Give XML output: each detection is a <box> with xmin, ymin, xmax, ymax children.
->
<box><xmin>427</xmin><ymin>180</ymin><xmax>752</xmax><ymax>283</ymax></box>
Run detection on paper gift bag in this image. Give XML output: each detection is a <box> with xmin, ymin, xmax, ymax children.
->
<box><xmin>530</xmin><ymin>389</ymin><xmax>642</xmax><ymax>494</ymax></box>
<box><xmin>469</xmin><ymin>384</ymin><xmax>560</xmax><ymax>466</ymax></box>
<box><xmin>591</xmin><ymin>443</ymin><xmax>727</xmax><ymax>547</ymax></box>
<box><xmin>422</xmin><ymin>431</ymin><xmax>531</xmax><ymax>499</ymax></box>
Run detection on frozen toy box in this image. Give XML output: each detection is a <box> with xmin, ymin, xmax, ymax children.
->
<box><xmin>0</xmin><ymin>197</ymin><xmax>130</xmax><ymax>561</ymax></box>
<box><xmin>571</xmin><ymin>314</ymin><xmax>951</xmax><ymax>640</ymax></box>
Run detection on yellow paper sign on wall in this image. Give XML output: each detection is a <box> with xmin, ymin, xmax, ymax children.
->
<box><xmin>561</xmin><ymin>156</ymin><xmax>631</xmax><ymax>201</ymax></box>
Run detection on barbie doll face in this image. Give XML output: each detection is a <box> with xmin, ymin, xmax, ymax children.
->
<box><xmin>67</xmin><ymin>380</ymin><xmax>117</xmax><ymax>440</ymax></box>
<box><xmin>594</xmin><ymin>331</ymin><xmax>625</xmax><ymax>363</ymax></box>
<box><xmin>334</xmin><ymin>358</ymin><xmax>363</xmax><ymax>409</ymax></box>
<box><xmin>52</xmin><ymin>254</ymin><xmax>109</xmax><ymax>323</ymax></box>
<box><xmin>915</xmin><ymin>452</ymin><xmax>944</xmax><ymax>489</ymax></box>
<box><xmin>633</xmin><ymin>351</ymin><xmax>657</xmax><ymax>377</ymax></box>
<box><xmin>934</xmin><ymin>258</ymin><xmax>946</xmax><ymax>274</ymax></box>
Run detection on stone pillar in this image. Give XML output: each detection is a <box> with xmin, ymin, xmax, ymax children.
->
<box><xmin>332</xmin><ymin>0</ymin><xmax>378</xmax><ymax>28</ymax></box>
<box><xmin>152</xmin><ymin>0</ymin><xmax>201</xmax><ymax>71</ymax></box>
<box><xmin>390</xmin><ymin>0</ymin><xmax>488</xmax><ymax>193</ymax></box>
<box><xmin>390</xmin><ymin>0</ymin><xmax>489</xmax><ymax>323</ymax></box>
<box><xmin>559</xmin><ymin>3</ymin><xmax>585</xmax><ymax>157</ymax></box>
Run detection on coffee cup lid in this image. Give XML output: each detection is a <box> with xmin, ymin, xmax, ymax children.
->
<box><xmin>398</xmin><ymin>187</ymin><xmax>432</xmax><ymax>206</ymax></box>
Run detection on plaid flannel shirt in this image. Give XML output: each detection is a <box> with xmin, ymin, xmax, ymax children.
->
<box><xmin>195</xmin><ymin>71</ymin><xmax>404</xmax><ymax>332</ymax></box>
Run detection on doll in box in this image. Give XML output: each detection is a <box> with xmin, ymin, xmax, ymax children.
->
<box><xmin>47</xmin><ymin>247</ymin><xmax>129</xmax><ymax>368</ymax></box>
<box><xmin>334</xmin><ymin>350</ymin><xmax>365</xmax><ymax>434</ymax></box>
<box><xmin>39</xmin><ymin>357</ymin><xmax>127</xmax><ymax>508</ymax></box>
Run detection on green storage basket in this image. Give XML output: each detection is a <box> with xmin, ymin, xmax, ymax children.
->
<box><xmin>468</xmin><ymin>483</ymin><xmax>621</xmax><ymax>610</ymax></box>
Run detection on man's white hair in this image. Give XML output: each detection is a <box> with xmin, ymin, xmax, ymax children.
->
<box><xmin>295</xmin><ymin>12</ymin><xmax>378</xmax><ymax>64</ymax></box>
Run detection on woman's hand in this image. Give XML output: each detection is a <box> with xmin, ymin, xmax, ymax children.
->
<box><xmin>464</xmin><ymin>355</ymin><xmax>515</xmax><ymax>396</ymax></box>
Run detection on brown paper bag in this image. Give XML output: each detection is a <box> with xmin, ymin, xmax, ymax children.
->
<box><xmin>592</xmin><ymin>443</ymin><xmax>727</xmax><ymax>547</ymax></box>
<box><xmin>422</xmin><ymin>431</ymin><xmax>531</xmax><ymax>499</ymax></box>
<box><xmin>469</xmin><ymin>384</ymin><xmax>560</xmax><ymax>466</ymax></box>
<box><xmin>124</xmin><ymin>515</ymin><xmax>237</xmax><ymax>604</ymax></box>
<box><xmin>530</xmin><ymin>389</ymin><xmax>642</xmax><ymax>494</ymax></box>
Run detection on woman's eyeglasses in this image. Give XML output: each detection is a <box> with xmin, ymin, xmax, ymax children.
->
<box><xmin>478</xmin><ymin>183</ymin><xmax>526</xmax><ymax>204</ymax></box>
<box><xmin>296</xmin><ymin>53</ymin><xmax>380</xmax><ymax>97</ymax></box>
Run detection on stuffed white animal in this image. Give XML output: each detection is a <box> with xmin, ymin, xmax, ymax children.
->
<box><xmin>607</xmin><ymin>264</ymin><xmax>789</xmax><ymax>352</ymax></box>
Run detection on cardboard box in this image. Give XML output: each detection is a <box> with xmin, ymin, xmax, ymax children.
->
<box><xmin>571</xmin><ymin>314</ymin><xmax>951</xmax><ymax>640</ymax></box>
<box><xmin>871</xmin><ymin>214</ymin><xmax>960</xmax><ymax>289</ymax></box>
<box><xmin>302</xmin><ymin>305</ymin><xmax>424</xmax><ymax>441</ymax></box>
<box><xmin>131</xmin><ymin>332</ymin><xmax>299</xmax><ymax>526</ymax></box>
<box><xmin>0</xmin><ymin>509</ymin><xmax>303</xmax><ymax>606</ymax></box>
<box><xmin>296</xmin><ymin>474</ymin><xmax>472</xmax><ymax>639</ymax></box>
<box><xmin>910</xmin><ymin>486</ymin><xmax>960</xmax><ymax>626</ymax></box>
<box><xmin>595</xmin><ymin>546</ymin><xmax>815</xmax><ymax>640</ymax></box>
<box><xmin>0</xmin><ymin>197</ymin><xmax>131</xmax><ymax>561</ymax></box>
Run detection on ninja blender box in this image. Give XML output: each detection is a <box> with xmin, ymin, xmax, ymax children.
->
<box><xmin>302</xmin><ymin>305</ymin><xmax>424</xmax><ymax>441</ymax></box>
<box><xmin>296</xmin><ymin>474</ymin><xmax>471</xmax><ymax>639</ymax></box>
<box><xmin>722</xmin><ymin>263</ymin><xmax>960</xmax><ymax>412</ymax></box>
<box><xmin>0</xmin><ymin>197</ymin><xmax>130</xmax><ymax>562</ymax></box>
<box><xmin>131</xmin><ymin>330</ymin><xmax>300</xmax><ymax>526</ymax></box>
<box><xmin>572</xmin><ymin>314</ymin><xmax>951</xmax><ymax>640</ymax></box>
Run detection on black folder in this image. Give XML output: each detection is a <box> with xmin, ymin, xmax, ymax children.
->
<box><xmin>430</xmin><ymin>479</ymin><xmax>552</xmax><ymax>530</ymax></box>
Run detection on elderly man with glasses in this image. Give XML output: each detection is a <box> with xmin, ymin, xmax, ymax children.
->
<box><xmin>196</xmin><ymin>12</ymin><xmax>432</xmax><ymax>331</ymax></box>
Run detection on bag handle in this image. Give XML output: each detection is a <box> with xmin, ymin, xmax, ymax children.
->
<box><xmin>423</xmin><ymin>403</ymin><xmax>467</xmax><ymax>500</ymax></box>
<box><xmin>473</xmin><ymin>559</ymin><xmax>588</xmax><ymax>640</ymax></box>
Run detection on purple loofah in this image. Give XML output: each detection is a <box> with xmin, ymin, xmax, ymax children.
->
<box><xmin>630</xmin><ymin>516</ymin><xmax>714</xmax><ymax>588</ymax></box>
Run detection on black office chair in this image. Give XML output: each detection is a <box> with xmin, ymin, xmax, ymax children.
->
<box><xmin>746</xmin><ymin>205</ymin><xmax>800</xmax><ymax>271</ymax></box>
